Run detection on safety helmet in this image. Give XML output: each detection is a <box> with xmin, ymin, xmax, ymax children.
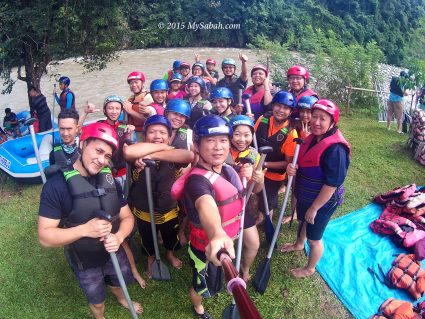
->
<box><xmin>103</xmin><ymin>95</ymin><xmax>124</xmax><ymax>117</ymax></box>
<box><xmin>400</xmin><ymin>70</ymin><xmax>409</xmax><ymax>78</ymax></box>
<box><xmin>229</xmin><ymin>115</ymin><xmax>255</xmax><ymax>133</ymax></box>
<box><xmin>170</xmin><ymin>72</ymin><xmax>183</xmax><ymax>82</ymax></box>
<box><xmin>150</xmin><ymin>79</ymin><xmax>169</xmax><ymax>92</ymax></box>
<box><xmin>206</xmin><ymin>58</ymin><xmax>216</xmax><ymax>66</ymax></box>
<box><xmin>180</xmin><ymin>61</ymin><xmax>191</xmax><ymax>69</ymax></box>
<box><xmin>297</xmin><ymin>95</ymin><xmax>318</xmax><ymax>110</ymax></box>
<box><xmin>312</xmin><ymin>99</ymin><xmax>340</xmax><ymax>124</ymax></box>
<box><xmin>59</xmin><ymin>76</ymin><xmax>71</xmax><ymax>86</ymax></box>
<box><xmin>222</xmin><ymin>58</ymin><xmax>237</xmax><ymax>69</ymax></box>
<box><xmin>193</xmin><ymin>115</ymin><xmax>233</xmax><ymax>142</ymax></box>
<box><xmin>166</xmin><ymin>99</ymin><xmax>191</xmax><ymax>118</ymax></box>
<box><xmin>210</xmin><ymin>87</ymin><xmax>234</xmax><ymax>102</ymax></box>
<box><xmin>80</xmin><ymin>122</ymin><xmax>119</xmax><ymax>151</ymax></box>
<box><xmin>187</xmin><ymin>76</ymin><xmax>206</xmax><ymax>91</ymax></box>
<box><xmin>127</xmin><ymin>71</ymin><xmax>145</xmax><ymax>83</ymax></box>
<box><xmin>143</xmin><ymin>115</ymin><xmax>172</xmax><ymax>136</ymax></box>
<box><xmin>272</xmin><ymin>91</ymin><xmax>296</xmax><ymax>108</ymax></box>
<box><xmin>192</xmin><ymin>62</ymin><xmax>205</xmax><ymax>72</ymax></box>
<box><xmin>287</xmin><ymin>65</ymin><xmax>310</xmax><ymax>83</ymax></box>
<box><xmin>251</xmin><ymin>64</ymin><xmax>269</xmax><ymax>77</ymax></box>
<box><xmin>173</xmin><ymin>60</ymin><xmax>181</xmax><ymax>70</ymax></box>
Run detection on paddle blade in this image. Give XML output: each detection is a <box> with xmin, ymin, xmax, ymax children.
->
<box><xmin>151</xmin><ymin>260</ymin><xmax>171</xmax><ymax>281</ymax></box>
<box><xmin>222</xmin><ymin>303</ymin><xmax>240</xmax><ymax>319</ymax></box>
<box><xmin>264</xmin><ymin>215</ymin><xmax>275</xmax><ymax>248</ymax></box>
<box><xmin>253</xmin><ymin>258</ymin><xmax>271</xmax><ymax>294</ymax></box>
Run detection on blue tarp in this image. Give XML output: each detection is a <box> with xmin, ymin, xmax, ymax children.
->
<box><xmin>305</xmin><ymin>203</ymin><xmax>424</xmax><ymax>319</ymax></box>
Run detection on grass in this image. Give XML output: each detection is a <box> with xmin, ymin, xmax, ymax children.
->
<box><xmin>0</xmin><ymin>112</ymin><xmax>423</xmax><ymax>319</ymax></box>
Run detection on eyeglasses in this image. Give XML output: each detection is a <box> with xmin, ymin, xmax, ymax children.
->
<box><xmin>223</xmin><ymin>66</ymin><xmax>235</xmax><ymax>69</ymax></box>
<box><xmin>288</xmin><ymin>76</ymin><xmax>304</xmax><ymax>81</ymax></box>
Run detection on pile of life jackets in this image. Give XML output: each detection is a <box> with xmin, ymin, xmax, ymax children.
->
<box><xmin>369</xmin><ymin>297</ymin><xmax>425</xmax><ymax>319</ymax></box>
<box><xmin>371</xmin><ymin>184</ymin><xmax>425</xmax><ymax>259</ymax></box>
<box><xmin>411</xmin><ymin>108</ymin><xmax>425</xmax><ymax>166</ymax></box>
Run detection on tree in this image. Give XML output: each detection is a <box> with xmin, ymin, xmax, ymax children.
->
<box><xmin>0</xmin><ymin>0</ymin><xmax>127</xmax><ymax>100</ymax></box>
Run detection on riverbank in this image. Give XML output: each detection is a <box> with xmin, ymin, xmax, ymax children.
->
<box><xmin>0</xmin><ymin>112</ymin><xmax>422</xmax><ymax>319</ymax></box>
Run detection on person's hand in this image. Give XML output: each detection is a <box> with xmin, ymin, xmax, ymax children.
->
<box><xmin>286</xmin><ymin>163</ymin><xmax>298</xmax><ymax>176</ymax></box>
<box><xmin>134</xmin><ymin>157</ymin><xmax>147</xmax><ymax>172</ymax></box>
<box><xmin>195</xmin><ymin>53</ymin><xmax>201</xmax><ymax>63</ymax></box>
<box><xmin>252</xmin><ymin>168</ymin><xmax>265</xmax><ymax>185</ymax></box>
<box><xmin>84</xmin><ymin>218</ymin><xmax>112</xmax><ymax>239</ymax></box>
<box><xmin>239</xmin><ymin>52</ymin><xmax>248</xmax><ymax>63</ymax></box>
<box><xmin>123</xmin><ymin>100</ymin><xmax>133</xmax><ymax>113</ymax></box>
<box><xmin>245</xmin><ymin>112</ymin><xmax>254</xmax><ymax>121</ymax></box>
<box><xmin>239</xmin><ymin>162</ymin><xmax>253</xmax><ymax>180</ymax></box>
<box><xmin>305</xmin><ymin>207</ymin><xmax>318</xmax><ymax>225</ymax></box>
<box><xmin>84</xmin><ymin>102</ymin><xmax>99</xmax><ymax>115</ymax></box>
<box><xmin>104</xmin><ymin>233</ymin><xmax>122</xmax><ymax>253</ymax></box>
<box><xmin>301</xmin><ymin>122</ymin><xmax>311</xmax><ymax>137</ymax></box>
<box><xmin>138</xmin><ymin>104</ymin><xmax>151</xmax><ymax>116</ymax></box>
<box><xmin>233</xmin><ymin>104</ymin><xmax>243</xmax><ymax>115</ymax></box>
<box><xmin>205</xmin><ymin>232</ymin><xmax>235</xmax><ymax>267</ymax></box>
<box><xmin>263</xmin><ymin>76</ymin><xmax>270</xmax><ymax>88</ymax></box>
<box><xmin>125</xmin><ymin>124</ymin><xmax>135</xmax><ymax>134</ymax></box>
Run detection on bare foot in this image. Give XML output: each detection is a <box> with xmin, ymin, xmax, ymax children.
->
<box><xmin>117</xmin><ymin>298</ymin><xmax>143</xmax><ymax>314</ymax></box>
<box><xmin>282</xmin><ymin>215</ymin><xmax>294</xmax><ymax>224</ymax></box>
<box><xmin>178</xmin><ymin>231</ymin><xmax>187</xmax><ymax>246</ymax></box>
<box><xmin>241</xmin><ymin>270</ymin><xmax>251</xmax><ymax>283</ymax></box>
<box><xmin>132</xmin><ymin>270</ymin><xmax>146</xmax><ymax>289</ymax></box>
<box><xmin>280</xmin><ymin>243</ymin><xmax>304</xmax><ymax>253</ymax></box>
<box><xmin>290</xmin><ymin>267</ymin><xmax>315</xmax><ymax>278</ymax></box>
<box><xmin>166</xmin><ymin>251</ymin><xmax>183</xmax><ymax>269</ymax></box>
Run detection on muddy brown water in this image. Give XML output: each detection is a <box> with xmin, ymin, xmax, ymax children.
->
<box><xmin>0</xmin><ymin>47</ymin><xmax>267</xmax><ymax>118</ymax></box>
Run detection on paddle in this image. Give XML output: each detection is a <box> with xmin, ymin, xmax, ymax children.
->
<box><xmin>94</xmin><ymin>210</ymin><xmax>139</xmax><ymax>319</ymax></box>
<box><xmin>25</xmin><ymin>117</ymin><xmax>47</xmax><ymax>184</ymax></box>
<box><xmin>143</xmin><ymin>159</ymin><xmax>171</xmax><ymax>281</ymax></box>
<box><xmin>218</xmin><ymin>249</ymin><xmax>262</xmax><ymax>319</ymax></box>
<box><xmin>241</xmin><ymin>93</ymin><xmax>257</xmax><ymax>149</ymax></box>
<box><xmin>51</xmin><ymin>84</ymin><xmax>56</xmax><ymax>143</ymax></box>
<box><xmin>253</xmin><ymin>138</ymin><xmax>303</xmax><ymax>294</ymax></box>
<box><xmin>243</xmin><ymin>148</ymin><xmax>271</xmax><ymax>204</ymax></box>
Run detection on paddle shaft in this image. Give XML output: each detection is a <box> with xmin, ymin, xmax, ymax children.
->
<box><xmin>28</xmin><ymin>124</ymin><xmax>47</xmax><ymax>184</ymax></box>
<box><xmin>144</xmin><ymin>166</ymin><xmax>162</xmax><ymax>261</ymax></box>
<box><xmin>51</xmin><ymin>84</ymin><xmax>56</xmax><ymax>142</ymax></box>
<box><xmin>265</xmin><ymin>143</ymin><xmax>301</xmax><ymax>259</ymax></box>
<box><xmin>235</xmin><ymin>178</ymin><xmax>247</xmax><ymax>272</ymax></box>
<box><xmin>244</xmin><ymin>98</ymin><xmax>258</xmax><ymax>149</ymax></box>
<box><xmin>109</xmin><ymin>250</ymin><xmax>139</xmax><ymax>319</ymax></box>
<box><xmin>220</xmin><ymin>253</ymin><xmax>262</xmax><ymax>319</ymax></box>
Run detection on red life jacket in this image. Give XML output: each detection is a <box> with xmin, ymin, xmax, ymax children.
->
<box><xmin>171</xmin><ymin>165</ymin><xmax>243</xmax><ymax>252</ymax></box>
<box><xmin>291</xmin><ymin>87</ymin><xmax>318</xmax><ymax>102</ymax></box>
<box><xmin>149</xmin><ymin>102</ymin><xmax>165</xmax><ymax>116</ymax></box>
<box><xmin>243</xmin><ymin>85</ymin><xmax>266</xmax><ymax>121</ymax></box>
<box><xmin>296</xmin><ymin>130</ymin><xmax>351</xmax><ymax>205</ymax></box>
<box><xmin>60</xmin><ymin>88</ymin><xmax>76</xmax><ymax>110</ymax></box>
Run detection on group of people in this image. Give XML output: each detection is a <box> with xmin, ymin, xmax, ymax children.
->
<box><xmin>37</xmin><ymin>54</ymin><xmax>351</xmax><ymax>319</ymax></box>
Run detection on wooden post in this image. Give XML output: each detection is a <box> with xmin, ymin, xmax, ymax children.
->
<box><xmin>346</xmin><ymin>85</ymin><xmax>352</xmax><ymax>118</ymax></box>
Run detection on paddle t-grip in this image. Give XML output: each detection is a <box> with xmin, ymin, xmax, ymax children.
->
<box><xmin>236</xmin><ymin>157</ymin><xmax>255</xmax><ymax>165</ymax></box>
<box><xmin>94</xmin><ymin>209</ymin><xmax>112</xmax><ymax>223</ymax></box>
<box><xmin>258</xmin><ymin>146</ymin><xmax>273</xmax><ymax>155</ymax></box>
<box><xmin>142</xmin><ymin>159</ymin><xmax>156</xmax><ymax>167</ymax></box>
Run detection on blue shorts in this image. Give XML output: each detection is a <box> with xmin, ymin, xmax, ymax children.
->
<box><xmin>297</xmin><ymin>200</ymin><xmax>338</xmax><ymax>241</ymax></box>
<box><xmin>66</xmin><ymin>247</ymin><xmax>134</xmax><ymax>305</ymax></box>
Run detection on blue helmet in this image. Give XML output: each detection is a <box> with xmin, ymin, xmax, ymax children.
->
<box><xmin>59</xmin><ymin>76</ymin><xmax>70</xmax><ymax>86</ymax></box>
<box><xmin>222</xmin><ymin>58</ymin><xmax>236</xmax><ymax>69</ymax></box>
<box><xmin>210</xmin><ymin>87</ymin><xmax>234</xmax><ymax>102</ymax></box>
<box><xmin>193</xmin><ymin>115</ymin><xmax>233</xmax><ymax>143</ymax></box>
<box><xmin>187</xmin><ymin>76</ymin><xmax>206</xmax><ymax>91</ymax></box>
<box><xmin>297</xmin><ymin>95</ymin><xmax>318</xmax><ymax>110</ymax></box>
<box><xmin>173</xmin><ymin>60</ymin><xmax>181</xmax><ymax>70</ymax></box>
<box><xmin>229</xmin><ymin>115</ymin><xmax>255</xmax><ymax>133</ymax></box>
<box><xmin>272</xmin><ymin>91</ymin><xmax>296</xmax><ymax>108</ymax></box>
<box><xmin>170</xmin><ymin>72</ymin><xmax>183</xmax><ymax>82</ymax></box>
<box><xmin>150</xmin><ymin>79</ymin><xmax>169</xmax><ymax>92</ymax></box>
<box><xmin>166</xmin><ymin>99</ymin><xmax>191</xmax><ymax>118</ymax></box>
<box><xmin>144</xmin><ymin>115</ymin><xmax>172</xmax><ymax>136</ymax></box>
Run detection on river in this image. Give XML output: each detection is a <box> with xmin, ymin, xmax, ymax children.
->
<box><xmin>0</xmin><ymin>47</ymin><xmax>263</xmax><ymax>117</ymax></box>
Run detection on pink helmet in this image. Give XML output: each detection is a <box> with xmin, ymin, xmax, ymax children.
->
<box><xmin>180</xmin><ymin>61</ymin><xmax>191</xmax><ymax>69</ymax></box>
<box><xmin>127</xmin><ymin>71</ymin><xmax>145</xmax><ymax>83</ymax></box>
<box><xmin>312</xmin><ymin>99</ymin><xmax>340</xmax><ymax>124</ymax></box>
<box><xmin>251</xmin><ymin>64</ymin><xmax>269</xmax><ymax>77</ymax></box>
<box><xmin>287</xmin><ymin>65</ymin><xmax>310</xmax><ymax>83</ymax></box>
<box><xmin>206</xmin><ymin>58</ymin><xmax>216</xmax><ymax>65</ymax></box>
<box><xmin>80</xmin><ymin>122</ymin><xmax>119</xmax><ymax>151</ymax></box>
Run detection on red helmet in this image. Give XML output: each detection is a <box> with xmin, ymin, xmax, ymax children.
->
<box><xmin>206</xmin><ymin>58</ymin><xmax>216</xmax><ymax>66</ymax></box>
<box><xmin>80</xmin><ymin>122</ymin><xmax>119</xmax><ymax>151</ymax></box>
<box><xmin>312</xmin><ymin>99</ymin><xmax>340</xmax><ymax>124</ymax></box>
<box><xmin>127</xmin><ymin>71</ymin><xmax>145</xmax><ymax>83</ymax></box>
<box><xmin>251</xmin><ymin>64</ymin><xmax>269</xmax><ymax>77</ymax></box>
<box><xmin>287</xmin><ymin>65</ymin><xmax>309</xmax><ymax>83</ymax></box>
<box><xmin>180</xmin><ymin>61</ymin><xmax>191</xmax><ymax>69</ymax></box>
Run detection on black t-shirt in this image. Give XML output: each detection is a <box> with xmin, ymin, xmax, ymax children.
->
<box><xmin>3</xmin><ymin>112</ymin><xmax>18</xmax><ymax>127</ymax></box>
<box><xmin>217</xmin><ymin>75</ymin><xmax>248</xmax><ymax>105</ymax></box>
<box><xmin>39</xmin><ymin>171</ymin><xmax>126</xmax><ymax>220</ymax></box>
<box><xmin>30</xmin><ymin>94</ymin><xmax>50</xmax><ymax>117</ymax></box>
